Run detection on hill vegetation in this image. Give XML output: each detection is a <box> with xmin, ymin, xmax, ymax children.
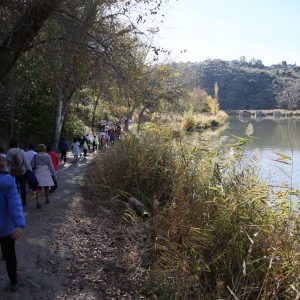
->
<box><xmin>171</xmin><ymin>58</ymin><xmax>300</xmax><ymax>110</ymax></box>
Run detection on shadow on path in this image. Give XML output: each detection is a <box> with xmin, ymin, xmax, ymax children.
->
<box><xmin>0</xmin><ymin>154</ymin><xmax>95</xmax><ymax>300</ymax></box>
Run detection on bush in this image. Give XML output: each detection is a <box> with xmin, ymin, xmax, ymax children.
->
<box><xmin>86</xmin><ymin>129</ymin><xmax>177</xmax><ymax>208</ymax></box>
<box><xmin>182</xmin><ymin>112</ymin><xmax>197</xmax><ymax>131</ymax></box>
<box><xmin>87</xmin><ymin>127</ymin><xmax>300</xmax><ymax>299</ymax></box>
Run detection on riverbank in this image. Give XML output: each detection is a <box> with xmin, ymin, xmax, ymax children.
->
<box><xmin>226</xmin><ymin>109</ymin><xmax>300</xmax><ymax>117</ymax></box>
<box><xmin>86</xmin><ymin>127</ymin><xmax>300</xmax><ymax>299</ymax></box>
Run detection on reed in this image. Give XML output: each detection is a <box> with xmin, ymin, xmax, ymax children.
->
<box><xmin>87</xmin><ymin>127</ymin><xmax>300</xmax><ymax>299</ymax></box>
<box><xmin>182</xmin><ymin>111</ymin><xmax>229</xmax><ymax>131</ymax></box>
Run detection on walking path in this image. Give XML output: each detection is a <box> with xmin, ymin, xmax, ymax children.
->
<box><xmin>0</xmin><ymin>153</ymin><xmax>145</xmax><ymax>300</ymax></box>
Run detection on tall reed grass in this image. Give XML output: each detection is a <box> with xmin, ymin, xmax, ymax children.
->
<box><xmin>182</xmin><ymin>111</ymin><xmax>229</xmax><ymax>131</ymax></box>
<box><xmin>87</xmin><ymin>127</ymin><xmax>300</xmax><ymax>299</ymax></box>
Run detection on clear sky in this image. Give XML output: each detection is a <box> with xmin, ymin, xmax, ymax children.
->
<box><xmin>151</xmin><ymin>0</ymin><xmax>300</xmax><ymax>65</ymax></box>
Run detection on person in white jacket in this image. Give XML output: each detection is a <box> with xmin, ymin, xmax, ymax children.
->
<box><xmin>6</xmin><ymin>139</ymin><xmax>32</xmax><ymax>209</ymax></box>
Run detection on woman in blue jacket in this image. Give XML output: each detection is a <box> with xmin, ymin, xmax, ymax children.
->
<box><xmin>0</xmin><ymin>156</ymin><xmax>26</xmax><ymax>291</ymax></box>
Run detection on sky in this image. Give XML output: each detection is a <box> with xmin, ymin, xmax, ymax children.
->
<box><xmin>150</xmin><ymin>0</ymin><xmax>300</xmax><ymax>65</ymax></box>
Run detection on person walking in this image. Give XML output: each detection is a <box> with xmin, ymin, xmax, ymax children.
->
<box><xmin>25</xmin><ymin>144</ymin><xmax>37</xmax><ymax>164</ymax></box>
<box><xmin>58</xmin><ymin>137</ymin><xmax>68</xmax><ymax>163</ymax></box>
<box><xmin>6</xmin><ymin>138</ymin><xmax>32</xmax><ymax>209</ymax></box>
<box><xmin>71</xmin><ymin>138</ymin><xmax>81</xmax><ymax>162</ymax></box>
<box><xmin>82</xmin><ymin>140</ymin><xmax>88</xmax><ymax>157</ymax></box>
<box><xmin>92</xmin><ymin>135</ymin><xmax>99</xmax><ymax>152</ymax></box>
<box><xmin>31</xmin><ymin>144</ymin><xmax>55</xmax><ymax>209</ymax></box>
<box><xmin>0</xmin><ymin>156</ymin><xmax>26</xmax><ymax>292</ymax></box>
<box><xmin>46</xmin><ymin>145</ymin><xmax>59</xmax><ymax>193</ymax></box>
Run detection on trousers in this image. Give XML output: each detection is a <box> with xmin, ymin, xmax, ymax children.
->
<box><xmin>0</xmin><ymin>235</ymin><xmax>17</xmax><ymax>284</ymax></box>
<box><xmin>15</xmin><ymin>174</ymin><xmax>27</xmax><ymax>206</ymax></box>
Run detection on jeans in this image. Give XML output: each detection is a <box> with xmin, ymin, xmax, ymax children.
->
<box><xmin>0</xmin><ymin>235</ymin><xmax>17</xmax><ymax>284</ymax></box>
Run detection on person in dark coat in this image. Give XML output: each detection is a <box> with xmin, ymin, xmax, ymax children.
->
<box><xmin>58</xmin><ymin>137</ymin><xmax>68</xmax><ymax>163</ymax></box>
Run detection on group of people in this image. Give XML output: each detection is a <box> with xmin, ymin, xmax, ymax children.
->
<box><xmin>1</xmin><ymin>139</ymin><xmax>60</xmax><ymax>210</ymax></box>
<box><xmin>0</xmin><ymin>138</ymin><xmax>61</xmax><ymax>291</ymax></box>
<box><xmin>0</xmin><ymin>121</ymin><xmax>124</xmax><ymax>292</ymax></box>
<box><xmin>69</xmin><ymin>121</ymin><xmax>123</xmax><ymax>161</ymax></box>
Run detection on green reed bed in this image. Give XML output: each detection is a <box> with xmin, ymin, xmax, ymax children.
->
<box><xmin>181</xmin><ymin>111</ymin><xmax>229</xmax><ymax>131</ymax></box>
<box><xmin>87</xmin><ymin>127</ymin><xmax>300</xmax><ymax>299</ymax></box>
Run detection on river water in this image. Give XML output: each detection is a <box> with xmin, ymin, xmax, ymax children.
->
<box><xmin>222</xmin><ymin>116</ymin><xmax>300</xmax><ymax>190</ymax></box>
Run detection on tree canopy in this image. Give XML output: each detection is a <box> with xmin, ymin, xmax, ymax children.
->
<box><xmin>0</xmin><ymin>0</ymin><xmax>185</xmax><ymax>147</ymax></box>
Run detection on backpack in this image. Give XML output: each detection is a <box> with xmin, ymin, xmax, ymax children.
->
<box><xmin>10</xmin><ymin>154</ymin><xmax>23</xmax><ymax>176</ymax></box>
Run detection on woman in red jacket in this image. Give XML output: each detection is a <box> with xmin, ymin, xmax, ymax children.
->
<box><xmin>46</xmin><ymin>145</ymin><xmax>59</xmax><ymax>193</ymax></box>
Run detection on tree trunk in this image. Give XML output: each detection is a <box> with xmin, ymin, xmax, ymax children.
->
<box><xmin>124</xmin><ymin>112</ymin><xmax>133</xmax><ymax>132</ymax></box>
<box><xmin>52</xmin><ymin>86</ymin><xmax>65</xmax><ymax>150</ymax></box>
<box><xmin>124</xmin><ymin>118</ymin><xmax>129</xmax><ymax>131</ymax></box>
<box><xmin>9</xmin><ymin>68</ymin><xmax>17</xmax><ymax>138</ymax></box>
<box><xmin>124</xmin><ymin>109</ymin><xmax>134</xmax><ymax>132</ymax></box>
<box><xmin>0</xmin><ymin>0</ymin><xmax>61</xmax><ymax>81</ymax></box>
<box><xmin>52</xmin><ymin>85</ymin><xmax>76</xmax><ymax>150</ymax></box>
<box><xmin>91</xmin><ymin>93</ymin><xmax>101</xmax><ymax>135</ymax></box>
<box><xmin>137</xmin><ymin>106</ymin><xmax>148</xmax><ymax>133</ymax></box>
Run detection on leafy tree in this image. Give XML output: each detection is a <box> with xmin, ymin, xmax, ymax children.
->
<box><xmin>0</xmin><ymin>0</ymin><xmax>62</xmax><ymax>81</ymax></box>
<box><xmin>214</xmin><ymin>81</ymin><xmax>219</xmax><ymax>101</ymax></box>
<box><xmin>186</xmin><ymin>88</ymin><xmax>210</xmax><ymax>113</ymax></box>
<box><xmin>207</xmin><ymin>96</ymin><xmax>219</xmax><ymax>115</ymax></box>
<box><xmin>277</xmin><ymin>80</ymin><xmax>300</xmax><ymax>110</ymax></box>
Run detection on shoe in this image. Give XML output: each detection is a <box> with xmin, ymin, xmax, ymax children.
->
<box><xmin>10</xmin><ymin>283</ymin><xmax>18</xmax><ymax>292</ymax></box>
<box><xmin>36</xmin><ymin>203</ymin><xmax>42</xmax><ymax>209</ymax></box>
<box><xmin>46</xmin><ymin>200</ymin><xmax>50</xmax><ymax>204</ymax></box>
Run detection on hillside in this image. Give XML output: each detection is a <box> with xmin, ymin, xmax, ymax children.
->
<box><xmin>171</xmin><ymin>59</ymin><xmax>300</xmax><ymax>109</ymax></box>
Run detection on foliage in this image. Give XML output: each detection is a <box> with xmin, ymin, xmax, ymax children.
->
<box><xmin>86</xmin><ymin>129</ymin><xmax>177</xmax><ymax>206</ymax></box>
<box><xmin>0</xmin><ymin>0</ymin><xmax>178</xmax><ymax>146</ymax></box>
<box><xmin>277</xmin><ymin>80</ymin><xmax>300</xmax><ymax>110</ymax></box>
<box><xmin>181</xmin><ymin>111</ymin><xmax>197</xmax><ymax>131</ymax></box>
<box><xmin>207</xmin><ymin>96</ymin><xmax>220</xmax><ymax>115</ymax></box>
<box><xmin>181</xmin><ymin>111</ymin><xmax>228</xmax><ymax>131</ymax></box>
<box><xmin>87</xmin><ymin>127</ymin><xmax>300</xmax><ymax>299</ymax></box>
<box><xmin>186</xmin><ymin>88</ymin><xmax>211</xmax><ymax>113</ymax></box>
<box><xmin>183</xmin><ymin>86</ymin><xmax>220</xmax><ymax>116</ymax></box>
<box><xmin>61</xmin><ymin>113</ymin><xmax>85</xmax><ymax>140</ymax></box>
<box><xmin>170</xmin><ymin>59</ymin><xmax>300</xmax><ymax>110</ymax></box>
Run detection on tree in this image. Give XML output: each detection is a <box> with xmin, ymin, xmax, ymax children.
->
<box><xmin>214</xmin><ymin>82</ymin><xmax>219</xmax><ymax>102</ymax></box>
<box><xmin>0</xmin><ymin>0</ymin><xmax>172</xmax><ymax>145</ymax></box>
<box><xmin>277</xmin><ymin>80</ymin><xmax>300</xmax><ymax>110</ymax></box>
<box><xmin>0</xmin><ymin>0</ymin><xmax>62</xmax><ymax>81</ymax></box>
<box><xmin>187</xmin><ymin>88</ymin><xmax>210</xmax><ymax>113</ymax></box>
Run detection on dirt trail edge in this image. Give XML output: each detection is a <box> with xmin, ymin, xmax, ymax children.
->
<box><xmin>0</xmin><ymin>154</ymin><xmax>146</xmax><ymax>300</ymax></box>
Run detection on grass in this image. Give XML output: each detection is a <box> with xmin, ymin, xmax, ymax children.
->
<box><xmin>86</xmin><ymin>126</ymin><xmax>300</xmax><ymax>300</ymax></box>
<box><xmin>181</xmin><ymin>111</ymin><xmax>229</xmax><ymax>131</ymax></box>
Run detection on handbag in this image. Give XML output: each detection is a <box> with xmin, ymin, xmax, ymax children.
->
<box><xmin>26</xmin><ymin>170</ymin><xmax>39</xmax><ymax>190</ymax></box>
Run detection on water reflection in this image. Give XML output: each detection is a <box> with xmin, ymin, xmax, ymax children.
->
<box><xmin>224</xmin><ymin>117</ymin><xmax>300</xmax><ymax>189</ymax></box>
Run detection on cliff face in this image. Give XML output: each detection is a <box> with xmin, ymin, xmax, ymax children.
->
<box><xmin>171</xmin><ymin>60</ymin><xmax>300</xmax><ymax>109</ymax></box>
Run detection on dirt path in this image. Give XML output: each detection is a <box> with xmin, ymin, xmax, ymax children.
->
<box><xmin>0</xmin><ymin>153</ymin><xmax>146</xmax><ymax>300</ymax></box>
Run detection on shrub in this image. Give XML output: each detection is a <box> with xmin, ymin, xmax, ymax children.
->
<box><xmin>182</xmin><ymin>112</ymin><xmax>197</xmax><ymax>131</ymax></box>
<box><xmin>86</xmin><ymin>129</ymin><xmax>177</xmax><ymax>208</ymax></box>
<box><xmin>87</xmin><ymin>127</ymin><xmax>300</xmax><ymax>299</ymax></box>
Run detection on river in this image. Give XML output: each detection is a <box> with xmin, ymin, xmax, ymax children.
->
<box><xmin>222</xmin><ymin>116</ymin><xmax>300</xmax><ymax>190</ymax></box>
